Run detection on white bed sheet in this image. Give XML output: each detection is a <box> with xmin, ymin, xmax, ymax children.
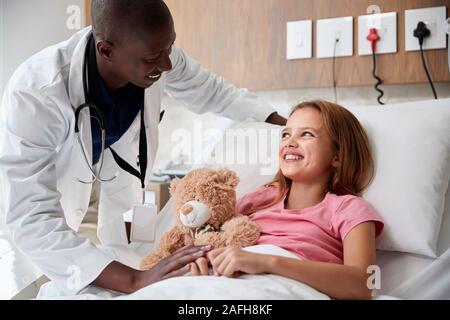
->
<box><xmin>37</xmin><ymin>244</ymin><xmax>329</xmax><ymax>300</ymax></box>
<box><xmin>375</xmin><ymin>250</ymin><xmax>435</xmax><ymax>296</ymax></box>
<box><xmin>386</xmin><ymin>248</ymin><xmax>450</xmax><ymax>299</ymax></box>
<box><xmin>375</xmin><ymin>181</ymin><xmax>450</xmax><ymax>299</ymax></box>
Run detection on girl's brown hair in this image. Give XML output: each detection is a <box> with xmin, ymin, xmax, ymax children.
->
<box><xmin>249</xmin><ymin>99</ymin><xmax>374</xmax><ymax>214</ymax></box>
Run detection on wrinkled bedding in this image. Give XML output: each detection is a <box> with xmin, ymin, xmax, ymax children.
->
<box><xmin>37</xmin><ymin>245</ymin><xmax>330</xmax><ymax>300</ymax></box>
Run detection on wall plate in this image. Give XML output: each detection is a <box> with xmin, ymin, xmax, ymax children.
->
<box><xmin>405</xmin><ymin>6</ymin><xmax>447</xmax><ymax>51</ymax></box>
<box><xmin>286</xmin><ymin>20</ymin><xmax>312</xmax><ymax>60</ymax></box>
<box><xmin>358</xmin><ymin>12</ymin><xmax>397</xmax><ymax>55</ymax></box>
<box><xmin>316</xmin><ymin>16</ymin><xmax>353</xmax><ymax>59</ymax></box>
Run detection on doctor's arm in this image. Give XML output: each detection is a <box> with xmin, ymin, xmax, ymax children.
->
<box><xmin>206</xmin><ymin>222</ymin><xmax>376</xmax><ymax>300</ymax></box>
<box><xmin>93</xmin><ymin>245</ymin><xmax>210</xmax><ymax>293</ymax></box>
<box><xmin>164</xmin><ymin>47</ymin><xmax>286</xmax><ymax>125</ymax></box>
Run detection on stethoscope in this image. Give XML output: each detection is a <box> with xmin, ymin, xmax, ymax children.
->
<box><xmin>73</xmin><ymin>34</ymin><xmax>160</xmax><ymax>205</ymax></box>
<box><xmin>74</xmin><ymin>33</ymin><xmax>119</xmax><ymax>184</ymax></box>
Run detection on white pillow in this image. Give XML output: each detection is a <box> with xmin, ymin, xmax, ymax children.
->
<box><xmin>208</xmin><ymin>98</ymin><xmax>450</xmax><ymax>258</ymax></box>
<box><xmin>348</xmin><ymin>100</ymin><xmax>450</xmax><ymax>257</ymax></box>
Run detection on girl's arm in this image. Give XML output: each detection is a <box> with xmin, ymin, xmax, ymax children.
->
<box><xmin>208</xmin><ymin>222</ymin><xmax>376</xmax><ymax>300</ymax></box>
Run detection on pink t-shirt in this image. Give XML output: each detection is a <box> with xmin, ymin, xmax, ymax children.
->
<box><xmin>236</xmin><ymin>186</ymin><xmax>384</xmax><ymax>264</ymax></box>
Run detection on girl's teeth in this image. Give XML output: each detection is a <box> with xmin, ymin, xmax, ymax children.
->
<box><xmin>285</xmin><ymin>154</ymin><xmax>302</xmax><ymax>160</ymax></box>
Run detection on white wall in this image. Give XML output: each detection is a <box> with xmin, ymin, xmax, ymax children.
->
<box><xmin>0</xmin><ymin>0</ymin><xmax>85</xmax><ymax>97</ymax></box>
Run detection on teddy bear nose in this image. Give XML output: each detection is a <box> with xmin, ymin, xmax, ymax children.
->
<box><xmin>181</xmin><ymin>204</ymin><xmax>194</xmax><ymax>215</ymax></box>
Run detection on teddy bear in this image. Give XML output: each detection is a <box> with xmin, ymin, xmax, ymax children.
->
<box><xmin>140</xmin><ymin>167</ymin><xmax>261</xmax><ymax>270</ymax></box>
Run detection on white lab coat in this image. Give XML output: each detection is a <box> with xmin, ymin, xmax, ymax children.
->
<box><xmin>0</xmin><ymin>27</ymin><xmax>275</xmax><ymax>295</ymax></box>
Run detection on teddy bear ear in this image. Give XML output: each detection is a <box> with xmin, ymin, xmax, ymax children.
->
<box><xmin>216</xmin><ymin>168</ymin><xmax>240</xmax><ymax>188</ymax></box>
<box><xmin>169</xmin><ymin>178</ymin><xmax>181</xmax><ymax>195</ymax></box>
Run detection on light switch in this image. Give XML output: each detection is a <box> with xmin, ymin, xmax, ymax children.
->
<box><xmin>358</xmin><ymin>12</ymin><xmax>397</xmax><ymax>55</ymax></box>
<box><xmin>316</xmin><ymin>16</ymin><xmax>353</xmax><ymax>58</ymax></box>
<box><xmin>287</xmin><ymin>20</ymin><xmax>312</xmax><ymax>60</ymax></box>
<box><xmin>405</xmin><ymin>6</ymin><xmax>447</xmax><ymax>51</ymax></box>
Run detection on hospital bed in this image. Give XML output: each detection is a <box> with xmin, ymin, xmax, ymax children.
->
<box><xmin>36</xmin><ymin>97</ymin><xmax>450</xmax><ymax>299</ymax></box>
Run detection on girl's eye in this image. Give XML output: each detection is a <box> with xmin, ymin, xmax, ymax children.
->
<box><xmin>302</xmin><ymin>131</ymin><xmax>314</xmax><ymax>137</ymax></box>
<box><xmin>281</xmin><ymin>132</ymin><xmax>290</xmax><ymax>139</ymax></box>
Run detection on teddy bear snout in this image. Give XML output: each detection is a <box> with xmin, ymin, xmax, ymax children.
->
<box><xmin>181</xmin><ymin>204</ymin><xmax>193</xmax><ymax>215</ymax></box>
<box><xmin>179</xmin><ymin>200</ymin><xmax>210</xmax><ymax>229</ymax></box>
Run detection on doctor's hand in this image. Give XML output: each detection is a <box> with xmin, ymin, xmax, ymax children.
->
<box><xmin>133</xmin><ymin>245</ymin><xmax>211</xmax><ymax>291</ymax></box>
<box><xmin>92</xmin><ymin>245</ymin><xmax>210</xmax><ymax>294</ymax></box>
<box><xmin>207</xmin><ymin>247</ymin><xmax>268</xmax><ymax>278</ymax></box>
<box><xmin>265</xmin><ymin>112</ymin><xmax>287</xmax><ymax>126</ymax></box>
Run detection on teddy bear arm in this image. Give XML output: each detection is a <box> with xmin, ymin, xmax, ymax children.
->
<box><xmin>194</xmin><ymin>231</ymin><xmax>227</xmax><ymax>249</ymax></box>
<box><xmin>141</xmin><ymin>227</ymin><xmax>191</xmax><ymax>270</ymax></box>
<box><xmin>155</xmin><ymin>226</ymin><xmax>190</xmax><ymax>257</ymax></box>
<box><xmin>221</xmin><ymin>215</ymin><xmax>261</xmax><ymax>248</ymax></box>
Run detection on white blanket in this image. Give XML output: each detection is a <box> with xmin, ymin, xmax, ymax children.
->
<box><xmin>119</xmin><ymin>245</ymin><xmax>329</xmax><ymax>300</ymax></box>
<box><xmin>38</xmin><ymin>245</ymin><xmax>330</xmax><ymax>300</ymax></box>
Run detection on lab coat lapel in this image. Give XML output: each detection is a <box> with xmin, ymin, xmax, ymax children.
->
<box><xmin>58</xmin><ymin>27</ymin><xmax>94</xmax><ymax>230</ymax></box>
<box><xmin>143</xmin><ymin>79</ymin><xmax>162</xmax><ymax>181</ymax></box>
<box><xmin>68</xmin><ymin>27</ymin><xmax>91</xmax><ymax>113</ymax></box>
<box><xmin>67</xmin><ymin>27</ymin><xmax>94</xmax><ymax>177</ymax></box>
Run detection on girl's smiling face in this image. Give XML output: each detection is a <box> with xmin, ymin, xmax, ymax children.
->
<box><xmin>280</xmin><ymin>107</ymin><xmax>340</xmax><ymax>183</ymax></box>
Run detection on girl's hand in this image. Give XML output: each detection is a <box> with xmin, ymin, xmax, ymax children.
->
<box><xmin>207</xmin><ymin>247</ymin><xmax>268</xmax><ymax>278</ymax></box>
<box><xmin>189</xmin><ymin>257</ymin><xmax>209</xmax><ymax>276</ymax></box>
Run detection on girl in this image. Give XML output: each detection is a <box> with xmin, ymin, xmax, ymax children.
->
<box><xmin>190</xmin><ymin>100</ymin><xmax>384</xmax><ymax>300</ymax></box>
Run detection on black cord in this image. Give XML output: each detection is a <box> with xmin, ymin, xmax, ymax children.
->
<box><xmin>371</xmin><ymin>51</ymin><xmax>385</xmax><ymax>105</ymax></box>
<box><xmin>419</xmin><ymin>43</ymin><xmax>438</xmax><ymax>99</ymax></box>
<box><xmin>414</xmin><ymin>22</ymin><xmax>438</xmax><ymax>100</ymax></box>
<box><xmin>332</xmin><ymin>38</ymin><xmax>339</xmax><ymax>103</ymax></box>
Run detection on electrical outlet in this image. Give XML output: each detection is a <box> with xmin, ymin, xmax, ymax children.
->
<box><xmin>316</xmin><ymin>16</ymin><xmax>353</xmax><ymax>59</ymax></box>
<box><xmin>286</xmin><ymin>20</ymin><xmax>312</xmax><ymax>60</ymax></box>
<box><xmin>405</xmin><ymin>6</ymin><xmax>447</xmax><ymax>51</ymax></box>
<box><xmin>358</xmin><ymin>12</ymin><xmax>397</xmax><ymax>55</ymax></box>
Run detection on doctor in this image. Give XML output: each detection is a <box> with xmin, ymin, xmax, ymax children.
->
<box><xmin>0</xmin><ymin>0</ymin><xmax>286</xmax><ymax>295</ymax></box>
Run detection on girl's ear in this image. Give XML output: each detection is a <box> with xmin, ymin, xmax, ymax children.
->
<box><xmin>169</xmin><ymin>178</ymin><xmax>180</xmax><ymax>195</ymax></box>
<box><xmin>331</xmin><ymin>154</ymin><xmax>340</xmax><ymax>168</ymax></box>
